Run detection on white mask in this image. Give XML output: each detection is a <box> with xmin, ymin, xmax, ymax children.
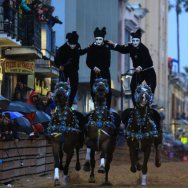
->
<box><xmin>95</xmin><ymin>37</ymin><xmax>104</xmax><ymax>46</ymax></box>
<box><xmin>132</xmin><ymin>37</ymin><xmax>140</xmax><ymax>48</ymax></box>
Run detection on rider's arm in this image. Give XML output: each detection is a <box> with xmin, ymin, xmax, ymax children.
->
<box><xmin>76</xmin><ymin>43</ymin><xmax>89</xmax><ymax>56</ymax></box>
<box><xmin>114</xmin><ymin>43</ymin><xmax>131</xmax><ymax>54</ymax></box>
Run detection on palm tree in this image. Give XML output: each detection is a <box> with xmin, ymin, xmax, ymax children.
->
<box><xmin>184</xmin><ymin>66</ymin><xmax>188</xmax><ymax>74</ymax></box>
<box><xmin>169</xmin><ymin>0</ymin><xmax>188</xmax><ymax>72</ymax></box>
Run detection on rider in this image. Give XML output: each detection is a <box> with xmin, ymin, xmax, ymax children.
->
<box><xmin>107</xmin><ymin>29</ymin><xmax>157</xmax><ymax>107</ymax></box>
<box><xmin>86</xmin><ymin>27</ymin><xmax>112</xmax><ymax>109</ymax></box>
<box><xmin>55</xmin><ymin>31</ymin><xmax>89</xmax><ymax>107</ymax></box>
<box><xmin>84</xmin><ymin>27</ymin><xmax>112</xmax><ymax>173</ymax></box>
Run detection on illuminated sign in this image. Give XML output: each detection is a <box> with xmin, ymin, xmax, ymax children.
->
<box><xmin>5</xmin><ymin>60</ymin><xmax>35</xmax><ymax>74</ymax></box>
<box><xmin>0</xmin><ymin>65</ymin><xmax>2</xmax><ymax>80</ymax></box>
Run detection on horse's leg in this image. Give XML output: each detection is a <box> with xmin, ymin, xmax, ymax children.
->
<box><xmin>103</xmin><ymin>151</ymin><xmax>113</xmax><ymax>185</ymax></box>
<box><xmin>52</xmin><ymin>142</ymin><xmax>61</xmax><ymax>186</ymax></box>
<box><xmin>141</xmin><ymin>142</ymin><xmax>152</xmax><ymax>186</ymax></box>
<box><xmin>154</xmin><ymin>135</ymin><xmax>162</xmax><ymax>167</ymax></box>
<box><xmin>128</xmin><ymin>141</ymin><xmax>138</xmax><ymax>173</ymax></box>
<box><xmin>83</xmin><ymin>147</ymin><xmax>91</xmax><ymax>171</ymax></box>
<box><xmin>89</xmin><ymin>149</ymin><xmax>96</xmax><ymax>183</ymax></box>
<box><xmin>98</xmin><ymin>151</ymin><xmax>105</xmax><ymax>173</ymax></box>
<box><xmin>135</xmin><ymin>147</ymin><xmax>142</xmax><ymax>171</ymax></box>
<box><xmin>59</xmin><ymin>143</ymin><xmax>64</xmax><ymax>170</ymax></box>
<box><xmin>75</xmin><ymin>148</ymin><xmax>81</xmax><ymax>171</ymax></box>
<box><xmin>63</xmin><ymin>151</ymin><xmax>74</xmax><ymax>186</ymax></box>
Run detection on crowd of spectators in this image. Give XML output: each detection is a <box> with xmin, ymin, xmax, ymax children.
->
<box><xmin>0</xmin><ymin>81</ymin><xmax>55</xmax><ymax>141</ymax></box>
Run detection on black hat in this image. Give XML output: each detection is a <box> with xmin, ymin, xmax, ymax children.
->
<box><xmin>131</xmin><ymin>29</ymin><xmax>142</xmax><ymax>38</ymax></box>
<box><xmin>66</xmin><ymin>31</ymin><xmax>79</xmax><ymax>44</ymax></box>
<box><xmin>94</xmin><ymin>27</ymin><xmax>106</xmax><ymax>38</ymax></box>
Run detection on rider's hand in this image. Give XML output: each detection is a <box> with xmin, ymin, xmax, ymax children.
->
<box><xmin>135</xmin><ymin>66</ymin><xmax>142</xmax><ymax>72</ymax></box>
<box><xmin>59</xmin><ymin>66</ymin><xmax>64</xmax><ymax>71</ymax></box>
<box><xmin>93</xmin><ymin>66</ymin><xmax>101</xmax><ymax>74</ymax></box>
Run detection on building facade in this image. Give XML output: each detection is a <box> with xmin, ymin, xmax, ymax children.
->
<box><xmin>0</xmin><ymin>0</ymin><xmax>59</xmax><ymax>99</ymax></box>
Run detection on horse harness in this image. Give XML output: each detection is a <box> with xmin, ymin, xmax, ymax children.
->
<box><xmin>125</xmin><ymin>107</ymin><xmax>158</xmax><ymax>141</ymax></box>
<box><xmin>47</xmin><ymin>106</ymin><xmax>81</xmax><ymax>138</ymax></box>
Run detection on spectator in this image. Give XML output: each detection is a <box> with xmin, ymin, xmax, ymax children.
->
<box><xmin>15</xmin><ymin>82</ymin><xmax>27</xmax><ymax>102</ymax></box>
<box><xmin>12</xmin><ymin>91</ymin><xmax>22</xmax><ymax>101</ymax></box>
<box><xmin>26</xmin><ymin>90</ymin><xmax>39</xmax><ymax>106</ymax></box>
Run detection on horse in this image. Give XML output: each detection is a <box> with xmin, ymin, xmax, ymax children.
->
<box><xmin>85</xmin><ymin>78</ymin><xmax>121</xmax><ymax>185</ymax></box>
<box><xmin>46</xmin><ymin>82</ymin><xmax>84</xmax><ymax>186</ymax></box>
<box><xmin>122</xmin><ymin>84</ymin><xmax>162</xmax><ymax>186</ymax></box>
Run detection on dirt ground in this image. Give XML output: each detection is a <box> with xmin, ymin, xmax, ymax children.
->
<box><xmin>1</xmin><ymin>160</ymin><xmax>188</xmax><ymax>188</ymax></box>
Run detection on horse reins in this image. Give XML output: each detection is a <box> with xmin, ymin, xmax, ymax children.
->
<box><xmin>135</xmin><ymin>66</ymin><xmax>154</xmax><ymax>88</ymax></box>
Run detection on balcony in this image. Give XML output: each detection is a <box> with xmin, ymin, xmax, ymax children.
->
<box><xmin>0</xmin><ymin>6</ymin><xmax>21</xmax><ymax>46</ymax></box>
<box><xmin>4</xmin><ymin>46</ymin><xmax>42</xmax><ymax>59</ymax></box>
<box><xmin>35</xmin><ymin>59</ymin><xmax>59</xmax><ymax>78</ymax></box>
<box><xmin>19</xmin><ymin>14</ymin><xmax>41</xmax><ymax>51</ymax></box>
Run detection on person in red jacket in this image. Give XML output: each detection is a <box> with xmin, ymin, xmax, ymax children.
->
<box><xmin>26</xmin><ymin>90</ymin><xmax>39</xmax><ymax>106</ymax></box>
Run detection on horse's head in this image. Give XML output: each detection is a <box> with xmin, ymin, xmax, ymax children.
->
<box><xmin>134</xmin><ymin>84</ymin><xmax>153</xmax><ymax>107</ymax></box>
<box><xmin>53</xmin><ymin>82</ymin><xmax>71</xmax><ymax>106</ymax></box>
<box><xmin>93</xmin><ymin>78</ymin><xmax>109</xmax><ymax>101</ymax></box>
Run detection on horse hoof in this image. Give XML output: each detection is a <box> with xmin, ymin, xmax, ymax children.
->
<box><xmin>63</xmin><ymin>175</ymin><xmax>68</xmax><ymax>187</ymax></box>
<box><xmin>89</xmin><ymin>176</ymin><xmax>95</xmax><ymax>183</ymax></box>
<box><xmin>54</xmin><ymin>179</ymin><xmax>60</xmax><ymax>186</ymax></box>
<box><xmin>141</xmin><ymin>174</ymin><xmax>147</xmax><ymax>186</ymax></box>
<box><xmin>101</xmin><ymin>181</ymin><xmax>112</xmax><ymax>186</ymax></box>
<box><xmin>130</xmin><ymin>165</ymin><xmax>137</xmax><ymax>173</ymax></box>
<box><xmin>98</xmin><ymin>166</ymin><xmax>105</xmax><ymax>174</ymax></box>
<box><xmin>83</xmin><ymin>161</ymin><xmax>90</xmax><ymax>172</ymax></box>
<box><xmin>75</xmin><ymin>162</ymin><xmax>81</xmax><ymax>171</ymax></box>
<box><xmin>155</xmin><ymin>160</ymin><xmax>161</xmax><ymax>167</ymax></box>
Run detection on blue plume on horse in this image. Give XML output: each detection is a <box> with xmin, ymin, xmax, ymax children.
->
<box><xmin>93</xmin><ymin>78</ymin><xmax>109</xmax><ymax>95</ymax></box>
<box><xmin>53</xmin><ymin>82</ymin><xmax>71</xmax><ymax>104</ymax></box>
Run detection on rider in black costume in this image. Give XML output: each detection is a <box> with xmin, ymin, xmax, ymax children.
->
<box><xmin>107</xmin><ymin>29</ymin><xmax>156</xmax><ymax>106</ymax></box>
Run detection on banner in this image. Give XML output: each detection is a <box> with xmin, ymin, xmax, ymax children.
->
<box><xmin>5</xmin><ymin>60</ymin><xmax>35</xmax><ymax>74</ymax></box>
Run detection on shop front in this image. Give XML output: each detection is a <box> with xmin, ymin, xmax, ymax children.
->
<box><xmin>35</xmin><ymin>59</ymin><xmax>59</xmax><ymax>95</ymax></box>
<box><xmin>1</xmin><ymin>59</ymin><xmax>35</xmax><ymax>99</ymax></box>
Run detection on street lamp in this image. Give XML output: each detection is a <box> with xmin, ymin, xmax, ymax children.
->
<box><xmin>120</xmin><ymin>69</ymin><xmax>134</xmax><ymax>113</ymax></box>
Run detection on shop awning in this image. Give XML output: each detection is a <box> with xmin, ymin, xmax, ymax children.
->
<box><xmin>35</xmin><ymin>66</ymin><xmax>59</xmax><ymax>78</ymax></box>
<box><xmin>4</xmin><ymin>46</ymin><xmax>42</xmax><ymax>59</ymax></box>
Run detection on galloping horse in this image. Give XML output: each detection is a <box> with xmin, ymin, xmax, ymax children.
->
<box><xmin>122</xmin><ymin>84</ymin><xmax>162</xmax><ymax>186</ymax></box>
<box><xmin>85</xmin><ymin>78</ymin><xmax>121</xmax><ymax>185</ymax></box>
<box><xmin>47</xmin><ymin>82</ymin><xmax>84</xmax><ymax>186</ymax></box>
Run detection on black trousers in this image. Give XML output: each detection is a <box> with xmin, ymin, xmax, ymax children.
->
<box><xmin>90</xmin><ymin>71</ymin><xmax>112</xmax><ymax>109</ymax></box>
<box><xmin>130</xmin><ymin>68</ymin><xmax>156</xmax><ymax>106</ymax></box>
<box><xmin>59</xmin><ymin>70</ymin><xmax>78</xmax><ymax>107</ymax></box>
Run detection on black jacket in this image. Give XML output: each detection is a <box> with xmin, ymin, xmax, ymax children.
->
<box><xmin>55</xmin><ymin>42</ymin><xmax>88</xmax><ymax>73</ymax></box>
<box><xmin>114</xmin><ymin>43</ymin><xmax>153</xmax><ymax>69</ymax></box>
<box><xmin>86</xmin><ymin>43</ymin><xmax>111</xmax><ymax>76</ymax></box>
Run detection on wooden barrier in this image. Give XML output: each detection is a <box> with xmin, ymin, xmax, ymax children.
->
<box><xmin>0</xmin><ymin>134</ymin><xmax>53</xmax><ymax>183</ymax></box>
<box><xmin>0</xmin><ymin>133</ymin><xmax>128</xmax><ymax>184</ymax></box>
<box><xmin>0</xmin><ymin>134</ymin><xmax>106</xmax><ymax>184</ymax></box>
